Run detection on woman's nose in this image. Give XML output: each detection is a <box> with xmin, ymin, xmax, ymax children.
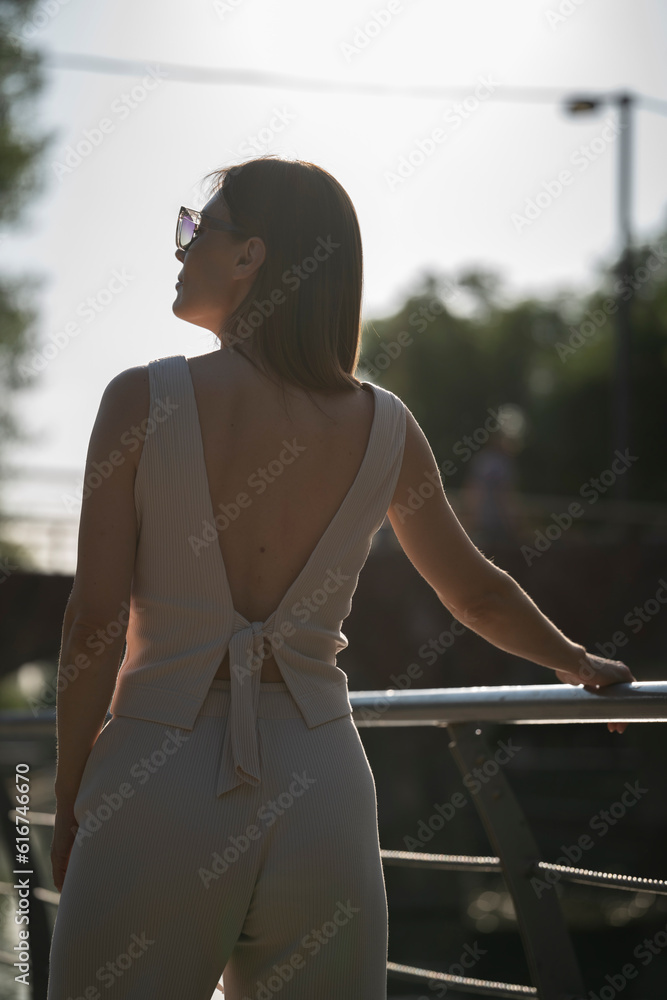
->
<box><xmin>175</xmin><ymin>248</ymin><xmax>185</xmax><ymax>262</ymax></box>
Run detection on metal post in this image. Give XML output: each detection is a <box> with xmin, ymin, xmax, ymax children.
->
<box><xmin>612</xmin><ymin>92</ymin><xmax>633</xmax><ymax>504</ymax></box>
<box><xmin>446</xmin><ymin>721</ymin><xmax>586</xmax><ymax>1000</ymax></box>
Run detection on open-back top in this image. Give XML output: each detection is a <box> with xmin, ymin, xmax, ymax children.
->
<box><xmin>109</xmin><ymin>354</ymin><xmax>407</xmax><ymax>797</ymax></box>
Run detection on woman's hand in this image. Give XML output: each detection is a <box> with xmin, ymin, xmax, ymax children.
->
<box><xmin>51</xmin><ymin>802</ymin><xmax>79</xmax><ymax>892</ymax></box>
<box><xmin>554</xmin><ymin>650</ymin><xmax>637</xmax><ymax>734</ymax></box>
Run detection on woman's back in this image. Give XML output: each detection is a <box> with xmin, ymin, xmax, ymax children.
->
<box><xmin>181</xmin><ymin>349</ymin><xmax>375</xmax><ymax>680</ymax></box>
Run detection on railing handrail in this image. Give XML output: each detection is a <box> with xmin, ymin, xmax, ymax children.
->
<box><xmin>1</xmin><ymin>681</ymin><xmax>666</xmax><ymax>738</ymax></box>
<box><xmin>349</xmin><ymin>680</ymin><xmax>667</xmax><ymax>724</ymax></box>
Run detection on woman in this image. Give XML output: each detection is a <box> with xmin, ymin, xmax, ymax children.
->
<box><xmin>48</xmin><ymin>155</ymin><xmax>635</xmax><ymax>999</ymax></box>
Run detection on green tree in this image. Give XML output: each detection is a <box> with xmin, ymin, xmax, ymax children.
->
<box><xmin>0</xmin><ymin>1</ymin><xmax>55</xmax><ymax>569</ymax></box>
<box><xmin>360</xmin><ymin>229</ymin><xmax>667</xmax><ymax>503</ymax></box>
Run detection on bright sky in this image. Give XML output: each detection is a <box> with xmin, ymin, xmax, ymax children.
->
<box><xmin>2</xmin><ymin>0</ymin><xmax>667</xmax><ymax>570</ymax></box>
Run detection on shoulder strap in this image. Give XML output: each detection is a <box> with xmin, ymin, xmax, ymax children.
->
<box><xmin>134</xmin><ymin>355</ymin><xmax>197</xmax><ymax>529</ymax></box>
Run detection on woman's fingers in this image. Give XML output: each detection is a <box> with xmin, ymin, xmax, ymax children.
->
<box><xmin>556</xmin><ymin>652</ymin><xmax>636</xmax><ymax>735</ymax></box>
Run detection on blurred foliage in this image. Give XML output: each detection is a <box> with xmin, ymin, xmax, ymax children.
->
<box><xmin>0</xmin><ymin>0</ymin><xmax>56</xmax><ymax>565</ymax></box>
<box><xmin>360</xmin><ymin>230</ymin><xmax>667</xmax><ymax>502</ymax></box>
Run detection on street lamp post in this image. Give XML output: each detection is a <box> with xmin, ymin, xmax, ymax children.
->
<box><xmin>614</xmin><ymin>93</ymin><xmax>634</xmax><ymax>504</ymax></box>
<box><xmin>564</xmin><ymin>91</ymin><xmax>634</xmax><ymax>505</ymax></box>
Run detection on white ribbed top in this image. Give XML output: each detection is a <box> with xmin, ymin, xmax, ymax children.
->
<box><xmin>109</xmin><ymin>354</ymin><xmax>406</xmax><ymax>796</ymax></box>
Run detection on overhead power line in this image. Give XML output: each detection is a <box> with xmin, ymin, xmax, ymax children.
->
<box><xmin>42</xmin><ymin>51</ymin><xmax>667</xmax><ymax>115</ymax></box>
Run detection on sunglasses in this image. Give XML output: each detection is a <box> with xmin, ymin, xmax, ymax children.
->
<box><xmin>176</xmin><ymin>205</ymin><xmax>243</xmax><ymax>251</ymax></box>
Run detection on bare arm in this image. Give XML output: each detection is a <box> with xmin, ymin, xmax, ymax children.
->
<box><xmin>54</xmin><ymin>618</ymin><xmax>125</xmax><ymax>804</ymax></box>
<box><xmin>386</xmin><ymin>403</ymin><xmax>635</xmax><ymax>728</ymax></box>
<box><xmin>51</xmin><ymin>366</ymin><xmax>145</xmax><ymax>891</ymax></box>
<box><xmin>54</xmin><ymin>366</ymin><xmax>145</xmax><ymax>804</ymax></box>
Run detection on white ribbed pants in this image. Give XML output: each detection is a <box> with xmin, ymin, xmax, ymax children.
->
<box><xmin>46</xmin><ymin>679</ymin><xmax>388</xmax><ymax>999</ymax></box>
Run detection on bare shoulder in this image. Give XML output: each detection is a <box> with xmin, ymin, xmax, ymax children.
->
<box><xmin>104</xmin><ymin>364</ymin><xmax>149</xmax><ymax>396</ymax></box>
<box><xmin>103</xmin><ymin>364</ymin><xmax>150</xmax><ymax>413</ymax></box>
<box><xmin>97</xmin><ymin>365</ymin><xmax>150</xmax><ymax>470</ymax></box>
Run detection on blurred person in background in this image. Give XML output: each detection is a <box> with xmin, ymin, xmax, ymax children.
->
<box><xmin>461</xmin><ymin>431</ymin><xmax>521</xmax><ymax>549</ymax></box>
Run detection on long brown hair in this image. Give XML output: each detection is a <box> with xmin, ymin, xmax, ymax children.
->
<box><xmin>202</xmin><ymin>155</ymin><xmax>364</xmax><ymax>398</ymax></box>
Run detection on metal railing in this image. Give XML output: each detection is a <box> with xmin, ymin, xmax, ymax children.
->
<box><xmin>0</xmin><ymin>680</ymin><xmax>666</xmax><ymax>999</ymax></box>
<box><xmin>350</xmin><ymin>680</ymin><xmax>667</xmax><ymax>999</ymax></box>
